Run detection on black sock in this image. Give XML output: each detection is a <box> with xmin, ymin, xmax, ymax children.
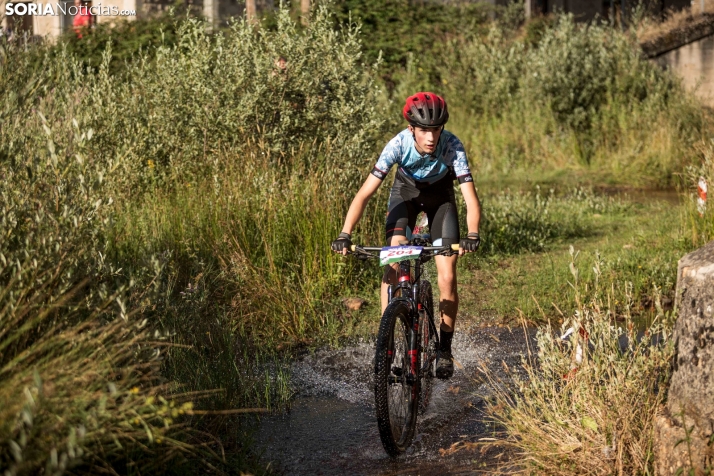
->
<box><xmin>439</xmin><ymin>329</ymin><xmax>454</xmax><ymax>352</ymax></box>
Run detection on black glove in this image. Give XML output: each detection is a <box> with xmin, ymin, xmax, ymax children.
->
<box><xmin>331</xmin><ymin>232</ymin><xmax>352</xmax><ymax>253</ymax></box>
<box><xmin>459</xmin><ymin>232</ymin><xmax>480</xmax><ymax>253</ymax></box>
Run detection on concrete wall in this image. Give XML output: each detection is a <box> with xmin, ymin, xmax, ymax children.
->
<box><xmin>527</xmin><ymin>0</ymin><xmax>694</xmax><ymax>22</ymax></box>
<box><xmin>656</xmin><ymin>34</ymin><xmax>714</xmax><ymax>107</ymax></box>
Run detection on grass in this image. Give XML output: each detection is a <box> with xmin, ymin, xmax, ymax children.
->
<box><xmin>459</xmin><ymin>187</ymin><xmax>687</xmax><ymax>327</ymax></box>
<box><xmin>1</xmin><ymin>3</ymin><xmax>713</xmax><ymax>473</ymax></box>
<box><xmin>484</xmin><ymin>273</ymin><xmax>675</xmax><ymax>474</ymax></box>
<box><xmin>636</xmin><ymin>0</ymin><xmax>714</xmax><ymax>46</ymax></box>
<box><xmin>441</xmin><ymin>181</ymin><xmax>701</xmax><ymax>475</ymax></box>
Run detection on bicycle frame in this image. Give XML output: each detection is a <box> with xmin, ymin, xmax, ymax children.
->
<box><xmin>348</xmin><ymin>241</ymin><xmax>458</xmax><ymax>383</ymax></box>
<box><xmin>387</xmin><ymin>256</ymin><xmax>440</xmax><ymax>384</ymax></box>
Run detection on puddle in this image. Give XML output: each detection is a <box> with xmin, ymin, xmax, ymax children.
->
<box><xmin>255</xmin><ymin>325</ymin><xmax>536</xmax><ymax>475</ymax></box>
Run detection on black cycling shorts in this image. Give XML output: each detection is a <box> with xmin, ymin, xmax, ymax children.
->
<box><xmin>385</xmin><ymin>170</ymin><xmax>460</xmax><ymax>246</ymax></box>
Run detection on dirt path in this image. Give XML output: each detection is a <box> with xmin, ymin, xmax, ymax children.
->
<box><xmin>255</xmin><ymin>324</ymin><xmax>536</xmax><ymax>475</ymax></box>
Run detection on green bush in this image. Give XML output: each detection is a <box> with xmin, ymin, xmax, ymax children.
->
<box><xmin>395</xmin><ymin>15</ymin><xmax>705</xmax><ymax>183</ymax></box>
<box><xmin>330</xmin><ymin>0</ymin><xmax>491</xmax><ymax>73</ymax></box>
<box><xmin>487</xmin><ymin>251</ymin><xmax>675</xmax><ymax>474</ymax></box>
<box><xmin>0</xmin><ymin>4</ymin><xmax>390</xmax><ymax>472</ymax></box>
<box><xmin>56</xmin><ymin>14</ymin><xmax>181</xmax><ymax>76</ymax></box>
<box><xmin>0</xmin><ymin>108</ymin><xmax>197</xmax><ymax>473</ymax></box>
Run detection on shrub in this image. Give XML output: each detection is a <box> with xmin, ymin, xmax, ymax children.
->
<box><xmin>486</xmin><ymin>251</ymin><xmax>675</xmax><ymax>474</ymax></box>
<box><xmin>0</xmin><ymin>4</ymin><xmax>389</xmax><ymax>471</ymax></box>
<box><xmin>396</xmin><ymin>15</ymin><xmax>705</xmax><ymax>183</ymax></box>
<box><xmin>0</xmin><ymin>110</ymin><xmax>196</xmax><ymax>473</ymax></box>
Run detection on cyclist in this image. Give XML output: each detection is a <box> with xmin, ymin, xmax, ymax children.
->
<box><xmin>331</xmin><ymin>92</ymin><xmax>481</xmax><ymax>379</ymax></box>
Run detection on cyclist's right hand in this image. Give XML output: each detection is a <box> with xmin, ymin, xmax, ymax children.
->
<box><xmin>331</xmin><ymin>232</ymin><xmax>353</xmax><ymax>255</ymax></box>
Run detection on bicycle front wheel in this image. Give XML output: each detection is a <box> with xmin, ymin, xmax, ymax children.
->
<box><xmin>374</xmin><ymin>300</ymin><xmax>419</xmax><ymax>457</ymax></box>
<box><xmin>418</xmin><ymin>280</ymin><xmax>436</xmax><ymax>414</ymax></box>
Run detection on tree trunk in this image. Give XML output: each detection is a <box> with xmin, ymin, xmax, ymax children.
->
<box><xmin>301</xmin><ymin>0</ymin><xmax>310</xmax><ymax>25</ymax></box>
<box><xmin>246</xmin><ymin>0</ymin><xmax>257</xmax><ymax>22</ymax></box>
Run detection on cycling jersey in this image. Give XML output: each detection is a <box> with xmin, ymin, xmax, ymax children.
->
<box><xmin>371</xmin><ymin>129</ymin><xmax>473</xmax><ymax>185</ymax></box>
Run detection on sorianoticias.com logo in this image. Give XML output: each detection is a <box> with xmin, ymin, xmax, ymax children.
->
<box><xmin>5</xmin><ymin>3</ymin><xmax>135</xmax><ymax>16</ymax></box>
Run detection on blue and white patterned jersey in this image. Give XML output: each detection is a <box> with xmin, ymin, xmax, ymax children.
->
<box><xmin>371</xmin><ymin>129</ymin><xmax>473</xmax><ymax>185</ymax></box>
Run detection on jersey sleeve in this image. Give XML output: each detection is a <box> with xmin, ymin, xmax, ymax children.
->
<box><xmin>371</xmin><ymin>135</ymin><xmax>402</xmax><ymax>180</ymax></box>
<box><xmin>447</xmin><ymin>135</ymin><xmax>473</xmax><ymax>184</ymax></box>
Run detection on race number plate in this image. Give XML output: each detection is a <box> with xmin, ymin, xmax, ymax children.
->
<box><xmin>379</xmin><ymin>246</ymin><xmax>423</xmax><ymax>266</ymax></box>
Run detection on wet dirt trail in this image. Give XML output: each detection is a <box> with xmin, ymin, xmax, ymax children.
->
<box><xmin>254</xmin><ymin>324</ymin><xmax>536</xmax><ymax>475</ymax></box>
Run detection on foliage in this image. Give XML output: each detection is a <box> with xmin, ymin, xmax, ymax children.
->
<box><xmin>330</xmin><ymin>0</ymin><xmax>491</xmax><ymax>73</ymax></box>
<box><xmin>0</xmin><ymin>108</ymin><xmax>197</xmax><ymax>473</ymax></box>
<box><xmin>1</xmin><ymin>2</ymin><xmax>711</xmax><ymax>472</ymax></box>
<box><xmin>682</xmin><ymin>139</ymin><xmax>714</xmax><ymax>246</ymax></box>
<box><xmin>475</xmin><ymin>187</ymin><xmax>627</xmax><ymax>255</ymax></box>
<box><xmin>395</xmin><ymin>15</ymin><xmax>705</xmax><ymax>184</ymax></box>
<box><xmin>464</xmin><ymin>187</ymin><xmax>687</xmax><ymax>327</ymax></box>
<box><xmin>1</xmin><ymin>5</ymin><xmax>386</xmax><ymax>472</ymax></box>
<box><xmin>487</xmin><ymin>251</ymin><xmax>675</xmax><ymax>474</ymax></box>
<box><xmin>55</xmin><ymin>14</ymin><xmax>181</xmax><ymax>76</ymax></box>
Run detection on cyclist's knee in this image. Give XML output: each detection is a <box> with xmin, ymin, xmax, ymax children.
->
<box><xmin>437</xmin><ymin>269</ymin><xmax>457</xmax><ymax>292</ymax></box>
<box><xmin>382</xmin><ymin>264</ymin><xmax>398</xmax><ymax>284</ymax></box>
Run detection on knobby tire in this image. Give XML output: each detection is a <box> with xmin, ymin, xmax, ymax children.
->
<box><xmin>418</xmin><ymin>280</ymin><xmax>436</xmax><ymax>414</ymax></box>
<box><xmin>374</xmin><ymin>300</ymin><xmax>419</xmax><ymax>457</ymax></box>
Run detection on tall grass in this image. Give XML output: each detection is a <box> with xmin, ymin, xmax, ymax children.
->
<box><xmin>0</xmin><ymin>104</ymin><xmax>198</xmax><ymax>473</ymax></box>
<box><xmin>1</xmin><ymin>4</ymin><xmax>388</xmax><ymax>471</ymax></box>
<box><xmin>1</xmin><ymin>2</ymin><xmax>711</xmax><ymax>472</ymax></box>
<box><xmin>486</xmin><ymin>252</ymin><xmax>675</xmax><ymax>474</ymax></box>
<box><xmin>682</xmin><ymin>139</ymin><xmax>714</xmax><ymax>246</ymax></box>
<box><xmin>473</xmin><ymin>187</ymin><xmax>629</xmax><ymax>255</ymax></box>
<box><xmin>394</xmin><ymin>15</ymin><xmax>706</xmax><ymax>186</ymax></box>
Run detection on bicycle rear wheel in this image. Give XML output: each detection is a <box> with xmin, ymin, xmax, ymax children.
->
<box><xmin>374</xmin><ymin>300</ymin><xmax>419</xmax><ymax>456</ymax></box>
<box><xmin>418</xmin><ymin>280</ymin><xmax>436</xmax><ymax>414</ymax></box>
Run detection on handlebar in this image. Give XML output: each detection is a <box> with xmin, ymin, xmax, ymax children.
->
<box><xmin>349</xmin><ymin>244</ymin><xmax>460</xmax><ymax>252</ymax></box>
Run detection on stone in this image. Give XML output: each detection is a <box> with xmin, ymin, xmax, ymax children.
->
<box><xmin>655</xmin><ymin>240</ymin><xmax>714</xmax><ymax>475</ymax></box>
<box><xmin>342</xmin><ymin>297</ymin><xmax>366</xmax><ymax>311</ymax></box>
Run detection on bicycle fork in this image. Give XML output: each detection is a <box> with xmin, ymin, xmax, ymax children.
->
<box><xmin>401</xmin><ymin>261</ymin><xmax>421</xmax><ymax>390</ymax></box>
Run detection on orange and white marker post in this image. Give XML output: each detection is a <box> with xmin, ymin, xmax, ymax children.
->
<box><xmin>697</xmin><ymin>177</ymin><xmax>708</xmax><ymax>217</ymax></box>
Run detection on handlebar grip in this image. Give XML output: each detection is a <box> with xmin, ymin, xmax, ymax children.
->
<box><xmin>350</xmin><ymin>245</ymin><xmax>357</xmax><ymax>252</ymax></box>
<box><xmin>451</xmin><ymin>244</ymin><xmax>460</xmax><ymax>251</ymax></box>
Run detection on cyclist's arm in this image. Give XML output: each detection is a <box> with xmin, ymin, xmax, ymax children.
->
<box><xmin>340</xmin><ymin>174</ymin><xmax>383</xmax><ymax>236</ymax></box>
<box><xmin>459</xmin><ymin>181</ymin><xmax>481</xmax><ymax>255</ymax></box>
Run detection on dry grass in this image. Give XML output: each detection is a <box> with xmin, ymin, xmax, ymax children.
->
<box><xmin>637</xmin><ymin>0</ymin><xmax>714</xmax><ymax>45</ymax></box>
<box><xmin>485</xmin><ymin>250</ymin><xmax>675</xmax><ymax>475</ymax></box>
<box><xmin>0</xmin><ymin>279</ymin><xmax>204</xmax><ymax>474</ymax></box>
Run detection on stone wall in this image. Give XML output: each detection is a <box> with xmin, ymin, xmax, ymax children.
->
<box><xmin>655</xmin><ymin>240</ymin><xmax>714</xmax><ymax>475</ymax></box>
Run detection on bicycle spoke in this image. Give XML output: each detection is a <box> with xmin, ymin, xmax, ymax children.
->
<box><xmin>387</xmin><ymin>320</ymin><xmax>410</xmax><ymax>440</ymax></box>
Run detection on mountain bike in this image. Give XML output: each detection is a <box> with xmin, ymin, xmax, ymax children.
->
<box><xmin>348</xmin><ymin>236</ymin><xmax>459</xmax><ymax>457</ymax></box>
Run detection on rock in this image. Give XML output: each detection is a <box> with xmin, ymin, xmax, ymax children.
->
<box><xmin>655</xmin><ymin>412</ymin><xmax>713</xmax><ymax>475</ymax></box>
<box><xmin>655</xmin><ymin>240</ymin><xmax>714</xmax><ymax>475</ymax></box>
<box><xmin>342</xmin><ymin>297</ymin><xmax>366</xmax><ymax>311</ymax></box>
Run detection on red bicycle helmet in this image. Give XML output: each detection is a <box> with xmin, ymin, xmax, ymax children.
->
<box><xmin>402</xmin><ymin>92</ymin><xmax>449</xmax><ymax>127</ymax></box>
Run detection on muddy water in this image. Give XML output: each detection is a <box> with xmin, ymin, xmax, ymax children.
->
<box><xmin>255</xmin><ymin>325</ymin><xmax>536</xmax><ymax>475</ymax></box>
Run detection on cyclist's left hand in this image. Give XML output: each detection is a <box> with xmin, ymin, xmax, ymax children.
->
<box><xmin>459</xmin><ymin>233</ymin><xmax>480</xmax><ymax>255</ymax></box>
